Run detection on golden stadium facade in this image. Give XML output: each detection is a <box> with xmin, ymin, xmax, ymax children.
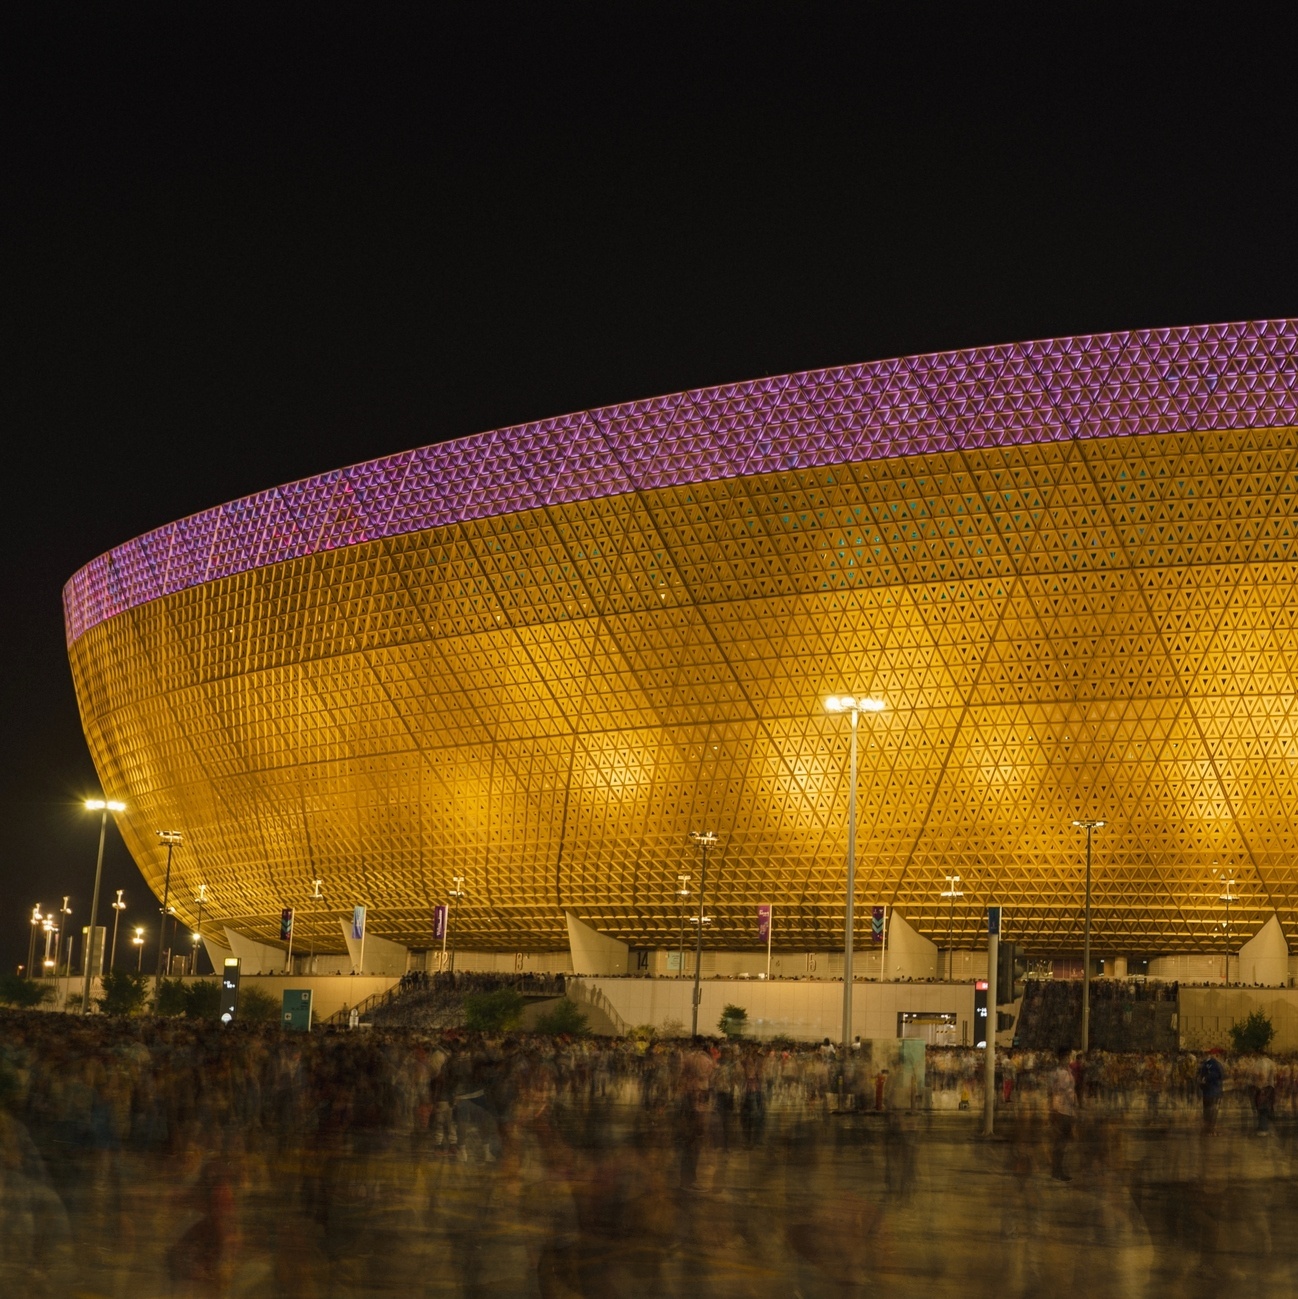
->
<box><xmin>65</xmin><ymin>321</ymin><xmax>1298</xmax><ymax>959</ymax></box>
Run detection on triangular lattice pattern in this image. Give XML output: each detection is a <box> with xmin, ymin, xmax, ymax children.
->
<box><xmin>68</xmin><ymin>418</ymin><xmax>1298</xmax><ymax>957</ymax></box>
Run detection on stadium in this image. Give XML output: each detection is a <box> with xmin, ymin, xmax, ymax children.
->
<box><xmin>64</xmin><ymin>320</ymin><xmax>1298</xmax><ymax>981</ymax></box>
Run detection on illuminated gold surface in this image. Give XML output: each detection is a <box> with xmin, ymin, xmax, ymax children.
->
<box><xmin>69</xmin><ymin>426</ymin><xmax>1298</xmax><ymax>953</ymax></box>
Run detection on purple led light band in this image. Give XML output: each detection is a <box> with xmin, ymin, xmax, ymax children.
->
<box><xmin>63</xmin><ymin>319</ymin><xmax>1298</xmax><ymax>645</ymax></box>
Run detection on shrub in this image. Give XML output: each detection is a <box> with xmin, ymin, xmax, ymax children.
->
<box><xmin>97</xmin><ymin>970</ymin><xmax>149</xmax><ymax>1017</ymax></box>
<box><xmin>239</xmin><ymin>984</ymin><xmax>280</xmax><ymax>1025</ymax></box>
<box><xmin>463</xmin><ymin>988</ymin><xmax>526</xmax><ymax>1032</ymax></box>
<box><xmin>184</xmin><ymin>980</ymin><xmax>222</xmax><ymax>1020</ymax></box>
<box><xmin>154</xmin><ymin>978</ymin><xmax>188</xmax><ymax>1016</ymax></box>
<box><xmin>1229</xmin><ymin>1009</ymin><xmax>1276</xmax><ymax>1054</ymax></box>
<box><xmin>0</xmin><ymin>974</ymin><xmax>53</xmax><ymax>1008</ymax></box>
<box><xmin>718</xmin><ymin>1003</ymin><xmax>749</xmax><ymax>1038</ymax></box>
<box><xmin>533</xmin><ymin>999</ymin><xmax>589</xmax><ymax>1036</ymax></box>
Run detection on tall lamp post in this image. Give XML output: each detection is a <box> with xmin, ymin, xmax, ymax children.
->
<box><xmin>825</xmin><ymin>695</ymin><xmax>886</xmax><ymax>1049</ymax></box>
<box><xmin>689</xmin><ymin>831</ymin><xmax>717</xmax><ymax>1037</ymax></box>
<box><xmin>193</xmin><ymin>884</ymin><xmax>208</xmax><ymax>974</ymax></box>
<box><xmin>1072</xmin><ymin>819</ymin><xmax>1105</xmax><ymax>1053</ymax></box>
<box><xmin>941</xmin><ymin>875</ymin><xmax>964</xmax><ymax>980</ymax></box>
<box><xmin>1219</xmin><ymin>876</ymin><xmax>1237</xmax><ymax>985</ymax></box>
<box><xmin>132</xmin><ymin>927</ymin><xmax>145</xmax><ymax>972</ymax></box>
<box><xmin>27</xmin><ymin>906</ymin><xmax>43</xmax><ymax>981</ymax></box>
<box><xmin>155</xmin><ymin>830</ymin><xmax>183</xmax><ymax>988</ymax></box>
<box><xmin>443</xmin><ymin>876</ymin><xmax>465</xmax><ymax>973</ymax></box>
<box><xmin>82</xmin><ymin>798</ymin><xmax>125</xmax><ymax>1013</ymax></box>
<box><xmin>59</xmin><ymin>897</ymin><xmax>73</xmax><ymax>1006</ymax></box>
<box><xmin>109</xmin><ymin>890</ymin><xmax>126</xmax><ymax>972</ymax></box>
<box><xmin>676</xmin><ymin>874</ymin><xmax>691</xmax><ymax>979</ymax></box>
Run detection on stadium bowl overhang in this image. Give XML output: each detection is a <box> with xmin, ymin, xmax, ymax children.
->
<box><xmin>65</xmin><ymin>320</ymin><xmax>1298</xmax><ymax>956</ymax></box>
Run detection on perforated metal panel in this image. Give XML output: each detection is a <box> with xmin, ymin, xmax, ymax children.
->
<box><xmin>65</xmin><ymin>322</ymin><xmax>1298</xmax><ymax>955</ymax></box>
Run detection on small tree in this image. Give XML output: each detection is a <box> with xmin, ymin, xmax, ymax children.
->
<box><xmin>98</xmin><ymin>970</ymin><xmax>149</xmax><ymax>1017</ymax></box>
<box><xmin>718</xmin><ymin>1003</ymin><xmax>749</xmax><ymax>1038</ymax></box>
<box><xmin>154</xmin><ymin>978</ymin><xmax>188</xmax><ymax>1016</ymax></box>
<box><xmin>184</xmin><ymin>980</ymin><xmax>222</xmax><ymax>1020</ymax></box>
<box><xmin>1229</xmin><ymin>1009</ymin><xmax>1276</xmax><ymax>1054</ymax></box>
<box><xmin>0</xmin><ymin>974</ymin><xmax>54</xmax><ymax>1008</ymax></box>
<box><xmin>533</xmin><ymin>999</ymin><xmax>589</xmax><ymax>1036</ymax></box>
<box><xmin>239</xmin><ymin>985</ymin><xmax>280</xmax><ymax>1025</ymax></box>
<box><xmin>463</xmin><ymin>988</ymin><xmax>526</xmax><ymax>1032</ymax></box>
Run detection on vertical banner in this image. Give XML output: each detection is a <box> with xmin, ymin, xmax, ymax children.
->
<box><xmin>871</xmin><ymin>905</ymin><xmax>885</xmax><ymax>943</ymax></box>
<box><xmin>352</xmin><ymin>906</ymin><xmax>366</xmax><ymax>941</ymax></box>
<box><xmin>757</xmin><ymin>904</ymin><xmax>771</xmax><ymax>943</ymax></box>
<box><xmin>432</xmin><ymin>904</ymin><xmax>448</xmax><ymax>942</ymax></box>
<box><xmin>280</xmin><ymin>907</ymin><xmax>294</xmax><ymax>941</ymax></box>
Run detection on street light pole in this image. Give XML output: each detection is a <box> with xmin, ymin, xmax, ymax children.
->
<box><xmin>1219</xmin><ymin>877</ymin><xmax>1237</xmax><ymax>985</ymax></box>
<box><xmin>133</xmin><ymin>927</ymin><xmax>145</xmax><ymax>972</ymax></box>
<box><xmin>941</xmin><ymin>875</ymin><xmax>964</xmax><ymax>980</ymax></box>
<box><xmin>155</xmin><ymin>830</ymin><xmax>182</xmax><ymax>988</ymax></box>
<box><xmin>193</xmin><ymin>884</ymin><xmax>208</xmax><ymax>974</ymax></box>
<box><xmin>109</xmin><ymin>890</ymin><xmax>126</xmax><ymax>972</ymax></box>
<box><xmin>689</xmin><ymin>832</ymin><xmax>717</xmax><ymax>1037</ymax></box>
<box><xmin>59</xmin><ymin>897</ymin><xmax>72</xmax><ymax>1008</ymax></box>
<box><xmin>444</xmin><ymin>876</ymin><xmax>465</xmax><ymax>973</ymax></box>
<box><xmin>27</xmin><ymin>906</ymin><xmax>43</xmax><ymax>981</ymax></box>
<box><xmin>1072</xmin><ymin>819</ymin><xmax>1105</xmax><ymax>1054</ymax></box>
<box><xmin>676</xmin><ymin>874</ymin><xmax>691</xmax><ymax>979</ymax></box>
<box><xmin>82</xmin><ymin>798</ymin><xmax>124</xmax><ymax>1013</ymax></box>
<box><xmin>825</xmin><ymin>695</ymin><xmax>886</xmax><ymax>1049</ymax></box>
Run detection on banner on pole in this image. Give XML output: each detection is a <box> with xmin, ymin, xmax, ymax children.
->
<box><xmin>987</xmin><ymin>905</ymin><xmax>1001</xmax><ymax>936</ymax></box>
<box><xmin>351</xmin><ymin>906</ymin><xmax>366</xmax><ymax>941</ymax></box>
<box><xmin>871</xmin><ymin>906</ymin><xmax>885</xmax><ymax>943</ymax></box>
<box><xmin>432</xmin><ymin>904</ymin><xmax>448</xmax><ymax>942</ymax></box>
<box><xmin>279</xmin><ymin>907</ymin><xmax>294</xmax><ymax>941</ymax></box>
<box><xmin>757</xmin><ymin>904</ymin><xmax>771</xmax><ymax>943</ymax></box>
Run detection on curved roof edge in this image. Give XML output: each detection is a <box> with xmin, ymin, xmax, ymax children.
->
<box><xmin>63</xmin><ymin>319</ymin><xmax>1298</xmax><ymax>645</ymax></box>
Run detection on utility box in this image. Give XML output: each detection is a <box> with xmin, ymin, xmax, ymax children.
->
<box><xmin>282</xmin><ymin>988</ymin><xmax>313</xmax><ymax>1031</ymax></box>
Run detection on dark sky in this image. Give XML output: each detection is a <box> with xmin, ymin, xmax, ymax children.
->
<box><xmin>2</xmin><ymin>5</ymin><xmax>1295</xmax><ymax>974</ymax></box>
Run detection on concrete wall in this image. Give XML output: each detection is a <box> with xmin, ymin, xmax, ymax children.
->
<box><xmin>568</xmin><ymin>977</ymin><xmax>976</xmax><ymax>1044</ymax></box>
<box><xmin>1178</xmin><ymin>986</ymin><xmax>1298</xmax><ymax>1051</ymax></box>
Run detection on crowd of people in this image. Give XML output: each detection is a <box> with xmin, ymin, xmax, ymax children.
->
<box><xmin>2</xmin><ymin>1008</ymin><xmax>1296</xmax><ymax>1292</ymax></box>
<box><xmin>1015</xmin><ymin>977</ymin><xmax>1180</xmax><ymax>1052</ymax></box>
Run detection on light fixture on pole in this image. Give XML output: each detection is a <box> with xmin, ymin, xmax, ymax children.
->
<box><xmin>42</xmin><ymin>912</ymin><xmax>57</xmax><ymax>974</ymax></box>
<box><xmin>132</xmin><ymin>926</ymin><xmax>145</xmax><ymax>972</ymax></box>
<box><xmin>27</xmin><ymin>905</ymin><xmax>43</xmax><ymax>982</ymax></box>
<box><xmin>82</xmin><ymin>798</ymin><xmax>125</xmax><ymax>1013</ymax></box>
<box><xmin>676</xmin><ymin>874</ymin><xmax>691</xmax><ymax>979</ymax></box>
<box><xmin>1071</xmin><ymin>819</ymin><xmax>1105</xmax><ymax>1053</ymax></box>
<box><xmin>193</xmin><ymin>884</ymin><xmax>208</xmax><ymax>974</ymax></box>
<box><xmin>59</xmin><ymin>897</ymin><xmax>73</xmax><ymax>1006</ymax></box>
<box><xmin>1219</xmin><ymin>876</ymin><xmax>1237</xmax><ymax>986</ymax></box>
<box><xmin>824</xmin><ymin>694</ymin><xmax>886</xmax><ymax>1049</ymax></box>
<box><xmin>109</xmin><ymin>890</ymin><xmax>126</xmax><ymax>972</ymax></box>
<box><xmin>689</xmin><ymin>831</ymin><xmax>718</xmax><ymax>1037</ymax></box>
<box><xmin>443</xmin><ymin>876</ymin><xmax>465</xmax><ymax>973</ymax></box>
<box><xmin>941</xmin><ymin>875</ymin><xmax>964</xmax><ymax>981</ymax></box>
<box><xmin>154</xmin><ymin>830</ymin><xmax>183</xmax><ymax>989</ymax></box>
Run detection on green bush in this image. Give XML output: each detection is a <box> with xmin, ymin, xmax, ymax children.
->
<box><xmin>239</xmin><ymin>984</ymin><xmax>279</xmax><ymax>1025</ymax></box>
<box><xmin>533</xmin><ymin>999</ymin><xmax>589</xmax><ymax>1036</ymax></box>
<box><xmin>97</xmin><ymin>970</ymin><xmax>150</xmax><ymax>1016</ymax></box>
<box><xmin>154</xmin><ymin>978</ymin><xmax>188</xmax><ymax>1016</ymax></box>
<box><xmin>1229</xmin><ymin>1009</ymin><xmax>1276</xmax><ymax>1053</ymax></box>
<box><xmin>463</xmin><ymin>988</ymin><xmax>526</xmax><ymax>1032</ymax></box>
<box><xmin>718</xmin><ymin>1003</ymin><xmax>749</xmax><ymax>1038</ymax></box>
<box><xmin>184</xmin><ymin>980</ymin><xmax>222</xmax><ymax>1020</ymax></box>
<box><xmin>0</xmin><ymin>974</ymin><xmax>53</xmax><ymax>1008</ymax></box>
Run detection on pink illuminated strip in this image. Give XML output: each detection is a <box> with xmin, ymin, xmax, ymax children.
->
<box><xmin>63</xmin><ymin>319</ymin><xmax>1298</xmax><ymax>644</ymax></box>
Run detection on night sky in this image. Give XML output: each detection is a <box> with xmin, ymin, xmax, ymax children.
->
<box><xmin>3</xmin><ymin>6</ymin><xmax>1295</xmax><ymax>974</ymax></box>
